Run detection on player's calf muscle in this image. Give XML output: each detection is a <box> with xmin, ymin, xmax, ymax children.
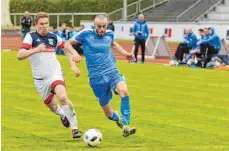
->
<box><xmin>102</xmin><ymin>105</ymin><xmax>113</xmax><ymax>117</ymax></box>
<box><xmin>48</xmin><ymin>103</ymin><xmax>57</xmax><ymax>111</ymax></box>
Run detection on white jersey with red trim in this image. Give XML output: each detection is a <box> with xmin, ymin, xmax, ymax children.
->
<box><xmin>20</xmin><ymin>31</ymin><xmax>65</xmax><ymax>79</ymax></box>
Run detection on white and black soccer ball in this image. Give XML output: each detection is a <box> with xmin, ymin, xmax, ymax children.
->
<box><xmin>83</xmin><ymin>129</ymin><xmax>102</xmax><ymax>147</ymax></box>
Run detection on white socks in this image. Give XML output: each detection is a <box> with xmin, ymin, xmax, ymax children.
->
<box><xmin>52</xmin><ymin>104</ymin><xmax>65</xmax><ymax>119</ymax></box>
<box><xmin>62</xmin><ymin>102</ymin><xmax>78</xmax><ymax>130</ymax></box>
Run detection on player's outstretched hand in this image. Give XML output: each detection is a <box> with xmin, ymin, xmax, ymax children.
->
<box><xmin>126</xmin><ymin>53</ymin><xmax>135</xmax><ymax>62</ymax></box>
<box><xmin>36</xmin><ymin>43</ymin><xmax>46</xmax><ymax>52</ymax></box>
<box><xmin>71</xmin><ymin>66</ymin><xmax>80</xmax><ymax>77</ymax></box>
<box><xmin>72</xmin><ymin>53</ymin><xmax>81</xmax><ymax>63</ymax></box>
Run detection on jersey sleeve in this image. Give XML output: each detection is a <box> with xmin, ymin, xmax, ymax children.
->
<box><xmin>20</xmin><ymin>33</ymin><xmax>32</xmax><ymax>50</ymax></box>
<box><xmin>72</xmin><ymin>30</ymin><xmax>85</xmax><ymax>43</ymax></box>
<box><xmin>107</xmin><ymin>30</ymin><xmax>114</xmax><ymax>44</ymax></box>
<box><xmin>57</xmin><ymin>35</ymin><xmax>65</xmax><ymax>49</ymax></box>
<box><xmin>111</xmin><ymin>31</ymin><xmax>114</xmax><ymax>44</ymax></box>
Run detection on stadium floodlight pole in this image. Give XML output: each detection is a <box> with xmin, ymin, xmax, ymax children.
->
<box><xmin>123</xmin><ymin>0</ymin><xmax>127</xmax><ymax>21</ymax></box>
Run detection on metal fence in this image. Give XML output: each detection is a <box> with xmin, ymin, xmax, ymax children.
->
<box><xmin>106</xmin><ymin>0</ymin><xmax>170</xmax><ymax>21</ymax></box>
<box><xmin>9</xmin><ymin>12</ymin><xmax>106</xmax><ymax>28</ymax></box>
<box><xmin>176</xmin><ymin>0</ymin><xmax>222</xmax><ymax>22</ymax></box>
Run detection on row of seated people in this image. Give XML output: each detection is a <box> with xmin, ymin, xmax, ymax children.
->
<box><xmin>173</xmin><ymin>27</ymin><xmax>225</xmax><ymax>68</ymax></box>
<box><xmin>52</xmin><ymin>23</ymin><xmax>85</xmax><ymax>55</ymax></box>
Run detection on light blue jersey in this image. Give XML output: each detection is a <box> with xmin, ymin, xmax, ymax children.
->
<box><xmin>73</xmin><ymin>29</ymin><xmax>117</xmax><ymax>78</ymax></box>
<box><xmin>73</xmin><ymin>28</ymin><xmax>131</xmax><ymax>127</ymax></box>
<box><xmin>73</xmin><ymin>29</ymin><xmax>126</xmax><ymax>107</ymax></box>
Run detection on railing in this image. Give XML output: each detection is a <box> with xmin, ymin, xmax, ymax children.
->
<box><xmin>176</xmin><ymin>0</ymin><xmax>202</xmax><ymax>22</ymax></box>
<box><xmin>140</xmin><ymin>0</ymin><xmax>170</xmax><ymax>12</ymax></box>
<box><xmin>176</xmin><ymin>0</ymin><xmax>222</xmax><ymax>22</ymax></box>
<box><xmin>9</xmin><ymin>12</ymin><xmax>106</xmax><ymax>28</ymax></box>
<box><xmin>194</xmin><ymin>0</ymin><xmax>223</xmax><ymax>22</ymax></box>
<box><xmin>106</xmin><ymin>0</ymin><xmax>170</xmax><ymax>21</ymax></box>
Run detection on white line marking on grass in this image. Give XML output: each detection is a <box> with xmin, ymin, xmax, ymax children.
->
<box><xmin>2</xmin><ymin>49</ymin><xmax>12</xmax><ymax>52</ymax></box>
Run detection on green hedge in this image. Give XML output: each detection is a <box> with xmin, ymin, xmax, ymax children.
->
<box><xmin>10</xmin><ymin>0</ymin><xmax>137</xmax><ymax>26</ymax></box>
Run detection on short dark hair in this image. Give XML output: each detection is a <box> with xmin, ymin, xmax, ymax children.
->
<box><xmin>198</xmin><ymin>29</ymin><xmax>204</xmax><ymax>32</ymax></box>
<box><xmin>53</xmin><ymin>26</ymin><xmax>57</xmax><ymax>29</ymax></box>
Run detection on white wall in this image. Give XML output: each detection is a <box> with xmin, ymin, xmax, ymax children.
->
<box><xmin>208</xmin><ymin>12</ymin><xmax>229</xmax><ymax>20</ymax></box>
<box><xmin>216</xmin><ymin>5</ymin><xmax>229</xmax><ymax>13</ymax></box>
<box><xmin>225</xmin><ymin>0</ymin><xmax>229</xmax><ymax>5</ymax></box>
<box><xmin>81</xmin><ymin>21</ymin><xmax>229</xmax><ymax>44</ymax></box>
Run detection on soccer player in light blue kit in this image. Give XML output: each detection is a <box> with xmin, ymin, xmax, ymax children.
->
<box><xmin>65</xmin><ymin>15</ymin><xmax>136</xmax><ymax>137</ymax></box>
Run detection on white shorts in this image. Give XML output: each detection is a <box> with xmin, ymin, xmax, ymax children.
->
<box><xmin>34</xmin><ymin>75</ymin><xmax>65</xmax><ymax>104</ymax></box>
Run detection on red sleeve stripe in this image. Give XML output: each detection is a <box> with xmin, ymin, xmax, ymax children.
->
<box><xmin>20</xmin><ymin>43</ymin><xmax>31</xmax><ymax>49</ymax></box>
<box><xmin>58</xmin><ymin>41</ymin><xmax>65</xmax><ymax>49</ymax></box>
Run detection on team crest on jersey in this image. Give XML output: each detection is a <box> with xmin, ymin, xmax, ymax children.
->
<box><xmin>48</xmin><ymin>38</ymin><xmax>54</xmax><ymax>45</ymax></box>
<box><xmin>104</xmin><ymin>36</ymin><xmax>111</xmax><ymax>41</ymax></box>
<box><xmin>89</xmin><ymin>36</ymin><xmax>95</xmax><ymax>40</ymax></box>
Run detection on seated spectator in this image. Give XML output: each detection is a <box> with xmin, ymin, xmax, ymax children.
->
<box><xmin>197</xmin><ymin>27</ymin><xmax>221</xmax><ymax>67</ymax></box>
<box><xmin>68</xmin><ymin>26</ymin><xmax>77</xmax><ymax>40</ymax></box>
<box><xmin>187</xmin><ymin>28</ymin><xmax>206</xmax><ymax>67</ymax></box>
<box><xmin>52</xmin><ymin>26</ymin><xmax>62</xmax><ymax>36</ymax></box>
<box><xmin>79</xmin><ymin>24</ymin><xmax>85</xmax><ymax>31</ymax></box>
<box><xmin>52</xmin><ymin>26</ymin><xmax>65</xmax><ymax>55</ymax></box>
<box><xmin>174</xmin><ymin>28</ymin><xmax>198</xmax><ymax>63</ymax></box>
<box><xmin>60</xmin><ymin>23</ymin><xmax>69</xmax><ymax>40</ymax></box>
<box><xmin>75</xmin><ymin>25</ymin><xmax>85</xmax><ymax>33</ymax></box>
<box><xmin>56</xmin><ymin>23</ymin><xmax>69</xmax><ymax>55</ymax></box>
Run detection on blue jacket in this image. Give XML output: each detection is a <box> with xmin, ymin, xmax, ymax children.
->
<box><xmin>132</xmin><ymin>19</ymin><xmax>149</xmax><ymax>40</ymax></box>
<box><xmin>53</xmin><ymin>30</ymin><xmax>62</xmax><ymax>37</ymax></box>
<box><xmin>195</xmin><ymin>35</ymin><xmax>207</xmax><ymax>50</ymax></box>
<box><xmin>200</xmin><ymin>28</ymin><xmax>221</xmax><ymax>51</ymax></box>
<box><xmin>68</xmin><ymin>30</ymin><xmax>77</xmax><ymax>40</ymax></box>
<box><xmin>182</xmin><ymin>32</ymin><xmax>198</xmax><ymax>49</ymax></box>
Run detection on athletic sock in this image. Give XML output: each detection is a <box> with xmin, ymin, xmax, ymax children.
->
<box><xmin>52</xmin><ymin>104</ymin><xmax>65</xmax><ymax>119</ymax></box>
<box><xmin>108</xmin><ymin>111</ymin><xmax>120</xmax><ymax>121</ymax></box>
<box><xmin>62</xmin><ymin>102</ymin><xmax>78</xmax><ymax>130</ymax></box>
<box><xmin>120</xmin><ymin>96</ymin><xmax>130</xmax><ymax>125</ymax></box>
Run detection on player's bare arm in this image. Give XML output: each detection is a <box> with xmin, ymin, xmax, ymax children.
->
<box><xmin>64</xmin><ymin>38</ymin><xmax>82</xmax><ymax>76</ymax></box>
<box><xmin>63</xmin><ymin>46</ymin><xmax>81</xmax><ymax>77</ymax></box>
<box><xmin>17</xmin><ymin>43</ymin><xmax>46</xmax><ymax>60</ymax></box>
<box><xmin>63</xmin><ymin>40</ymin><xmax>81</xmax><ymax>63</ymax></box>
<box><xmin>111</xmin><ymin>41</ymin><xmax>135</xmax><ymax>62</ymax></box>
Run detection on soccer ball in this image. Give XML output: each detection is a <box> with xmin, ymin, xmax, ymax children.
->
<box><xmin>83</xmin><ymin>129</ymin><xmax>102</xmax><ymax>147</ymax></box>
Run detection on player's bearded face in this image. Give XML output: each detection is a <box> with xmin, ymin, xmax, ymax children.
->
<box><xmin>95</xmin><ymin>20</ymin><xmax>107</xmax><ymax>36</ymax></box>
<box><xmin>36</xmin><ymin>18</ymin><xmax>49</xmax><ymax>36</ymax></box>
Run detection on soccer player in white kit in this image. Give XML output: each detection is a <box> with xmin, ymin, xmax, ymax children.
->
<box><xmin>17</xmin><ymin>12</ymin><xmax>82</xmax><ymax>139</ymax></box>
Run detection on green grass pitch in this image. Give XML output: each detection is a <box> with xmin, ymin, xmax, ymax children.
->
<box><xmin>2</xmin><ymin>51</ymin><xmax>229</xmax><ymax>151</ymax></box>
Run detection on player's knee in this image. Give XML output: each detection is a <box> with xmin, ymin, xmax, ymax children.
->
<box><xmin>118</xmin><ymin>87</ymin><xmax>129</xmax><ymax>96</ymax></box>
<box><xmin>59</xmin><ymin>95</ymin><xmax>69</xmax><ymax>105</ymax></box>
